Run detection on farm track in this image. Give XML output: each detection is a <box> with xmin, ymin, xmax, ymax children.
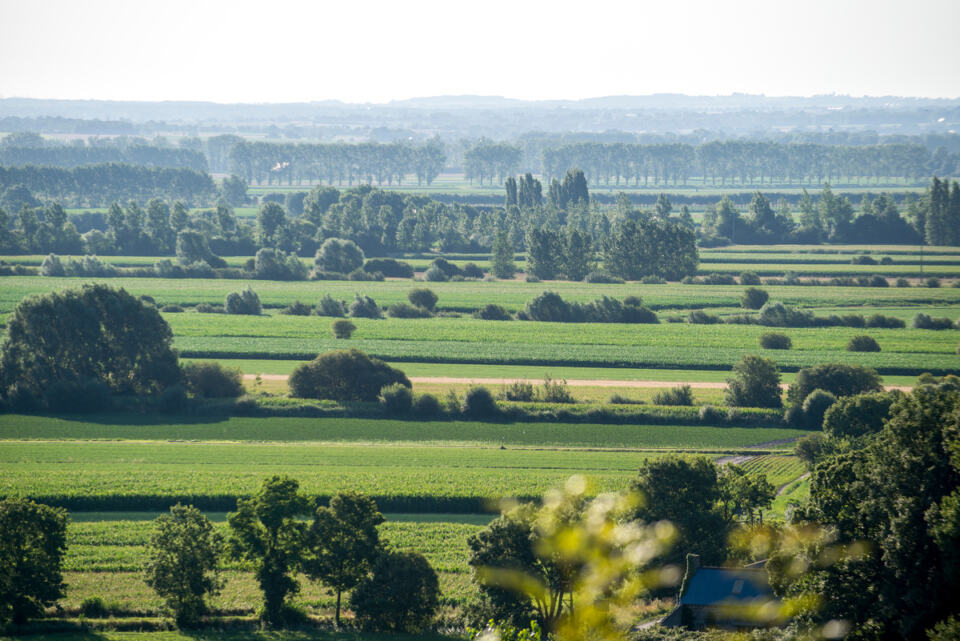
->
<box><xmin>243</xmin><ymin>373</ymin><xmax>912</xmax><ymax>391</ymax></box>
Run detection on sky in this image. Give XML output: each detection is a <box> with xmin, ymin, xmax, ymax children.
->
<box><xmin>1</xmin><ymin>0</ymin><xmax>959</xmax><ymax>104</ymax></box>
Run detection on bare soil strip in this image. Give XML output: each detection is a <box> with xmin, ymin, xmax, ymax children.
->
<box><xmin>243</xmin><ymin>374</ymin><xmax>910</xmax><ymax>391</ymax></box>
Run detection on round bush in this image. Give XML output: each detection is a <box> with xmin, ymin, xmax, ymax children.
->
<box><xmin>331</xmin><ymin>319</ymin><xmax>356</xmax><ymax>339</ymax></box>
<box><xmin>462</xmin><ymin>263</ymin><xmax>484</xmax><ymax>279</ymax></box>
<box><xmin>698</xmin><ymin>405</ymin><xmax>724</xmax><ymax>424</ymax></box>
<box><xmin>461</xmin><ymin>386</ymin><xmax>498</xmax><ymax>418</ymax></box>
<box><xmin>741</xmin><ymin>287</ymin><xmax>769</xmax><ymax>310</ymax></box>
<box><xmin>783</xmin><ymin>405</ymin><xmax>805</xmax><ymax>427</ymax></box>
<box><xmin>424</xmin><ymin>264</ymin><xmax>448</xmax><ymax>282</ymax></box>
<box><xmin>279</xmin><ymin>300</ymin><xmax>312</xmax><ymax>316</ymax></box>
<box><xmin>474</xmin><ymin>304</ymin><xmax>511</xmax><ymax>321</ymax></box>
<box><xmin>161</xmin><ymin>304</ymin><xmax>184</xmax><ymax>313</ymax></box>
<box><xmin>759</xmin><ymin>332</ymin><xmax>792</xmax><ymax>350</ymax></box>
<box><xmin>739</xmin><ymin>272</ymin><xmax>761</xmax><ymax>286</ymax></box>
<box><xmin>413</xmin><ymin>393</ymin><xmax>442</xmax><ymax>416</ymax></box>
<box><xmin>896</xmin><ymin>277</ymin><xmax>910</xmax><ymax>287</ymax></box>
<box><xmin>289</xmin><ymin>349</ymin><xmax>410</xmax><ymax>402</ymax></box>
<box><xmin>314</xmin><ymin>238</ymin><xmax>364</xmax><ymax>274</ymax></box>
<box><xmin>348</xmin><ymin>294</ymin><xmax>381</xmax><ymax>319</ymax></box>
<box><xmin>847</xmin><ymin>335</ymin><xmax>881</xmax><ymax>352</ymax></box>
<box><xmin>225</xmin><ymin>287</ymin><xmax>261</xmax><ymax>315</ymax></box>
<box><xmin>379</xmin><ymin>383</ymin><xmax>413</xmax><ymax>415</ymax></box>
<box><xmin>316</xmin><ymin>295</ymin><xmax>346</xmax><ymax>317</ymax></box>
<box><xmin>802</xmin><ymin>389</ymin><xmax>837</xmax><ymax>429</ymax></box>
<box><xmin>182</xmin><ymin>361</ymin><xmax>244</xmax><ymax>398</ymax></box>
<box><xmin>926</xmin><ymin>277</ymin><xmax>941</xmax><ymax>288</ymax></box>
<box><xmin>407</xmin><ymin>288</ymin><xmax>438</xmax><ymax>311</ymax></box>
<box><xmin>788</xmin><ymin>363</ymin><xmax>882</xmax><ymax>405</ymax></box>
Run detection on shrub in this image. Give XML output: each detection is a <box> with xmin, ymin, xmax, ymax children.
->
<box><xmin>758</xmin><ymin>301</ymin><xmax>815</xmax><ymax>327</ymax></box>
<box><xmin>289</xmin><ymin>349</ymin><xmax>410</xmax><ymax>402</ymax></box>
<box><xmin>224</xmin><ymin>287</ymin><xmax>261</xmax><ymax>315</ymax></box>
<box><xmin>182</xmin><ymin>361</ymin><xmax>244</xmax><ymax>398</ymax></box>
<box><xmin>349</xmin><ymin>550</ymin><xmax>440</xmax><ymax>633</ymax></box>
<box><xmin>44</xmin><ymin>378</ymin><xmax>112</xmax><ymax>413</ymax></box>
<box><xmin>698</xmin><ymin>405</ymin><xmax>725</xmax><ymax>423</ymax></box>
<box><xmin>640</xmin><ymin>275</ymin><xmax>667</xmax><ymax>284</ymax></box>
<box><xmin>161</xmin><ymin>304</ymin><xmax>184</xmax><ymax>313</ymax></box>
<box><xmin>315</xmin><ymin>238</ymin><xmax>365</xmax><ymax>274</ymax></box>
<box><xmin>851</xmin><ymin>255</ymin><xmax>877</xmax><ymax>265</ymax></box>
<box><xmin>868</xmin><ymin>275</ymin><xmax>889</xmax><ymax>287</ymax></box>
<box><xmin>739</xmin><ymin>271</ymin><xmax>761</xmax><ymax>286</ymax></box>
<box><xmin>408</xmin><ymin>288</ymin><xmax>438</xmax><ymax>311</ymax></box>
<box><xmin>787</xmin><ymin>363</ymin><xmax>883</xmax><ymax>405</ymax></box>
<box><xmin>316</xmin><ymin>295</ymin><xmax>347</xmax><ymax>317</ymax></box>
<box><xmin>839</xmin><ymin>314</ymin><xmax>866</xmax><ymax>328</ymax></box>
<box><xmin>524</xmin><ymin>274</ymin><xmax>541</xmax><ymax>283</ymax></box>
<box><xmin>688</xmin><ymin>309</ymin><xmax>721</xmax><ymax>324</ymax></box>
<box><xmin>379</xmin><ymin>383</ymin><xmax>413</xmax><ymax>415</ymax></box>
<box><xmin>158</xmin><ymin>384</ymin><xmax>188</xmax><ymax>413</ymax></box>
<box><xmin>583</xmin><ymin>271</ymin><xmax>624</xmax><ymax>284</ymax></box>
<box><xmin>540</xmin><ymin>376</ymin><xmax>575</xmax><ymax>403</ymax></box>
<box><xmin>608</xmin><ymin>393</ymin><xmax>644</xmax><ymax>405</ymax></box>
<box><xmin>195</xmin><ymin>303</ymin><xmax>223</xmax><ymax>314</ymax></box>
<box><xmin>461</xmin><ymin>386</ymin><xmax>498</xmax><ymax>418</ymax></box>
<box><xmin>349</xmin><ymin>294</ymin><xmax>381</xmax><ymax>319</ymax></box>
<box><xmin>802</xmin><ymin>389</ymin><xmax>837</xmax><ymax>429</ymax></box>
<box><xmin>348</xmin><ymin>268</ymin><xmax>383</xmax><ymax>282</ymax></box>
<box><xmin>430</xmin><ymin>258</ymin><xmax>462</xmax><ymax>279</ymax></box>
<box><xmin>880</xmin><ymin>256</ymin><xmax>893</xmax><ymax>265</ymax></box>
<box><xmin>363</xmin><ymin>258</ymin><xmax>414</xmax><ymax>278</ymax></box>
<box><xmin>783</xmin><ymin>405</ymin><xmax>805</xmax><ymax>428</ymax></box>
<box><xmin>926</xmin><ymin>277</ymin><xmax>941</xmax><ymax>288</ymax></box>
<box><xmin>703</xmin><ymin>273</ymin><xmax>737</xmax><ymax>285</ymax></box>
<box><xmin>79</xmin><ymin>596</ymin><xmax>109</xmax><ymax>618</ymax></box>
<box><xmin>331</xmin><ymin>319</ymin><xmax>356</xmax><ymax>339</ymax></box>
<box><xmin>474</xmin><ymin>304</ymin><xmax>512</xmax><ymax>320</ymax></box>
<box><xmin>501</xmin><ymin>381</ymin><xmax>535</xmax><ymax>401</ymax></box>
<box><xmin>652</xmin><ymin>385</ymin><xmax>694</xmax><ymax>406</ymax></box>
<box><xmin>725</xmin><ymin>355</ymin><xmax>783</xmax><ymax>409</ymax></box>
<box><xmin>895</xmin><ymin>277</ymin><xmax>910</xmax><ymax>287</ymax></box>
<box><xmin>387</xmin><ymin>302</ymin><xmax>432</xmax><ymax>318</ymax></box>
<box><xmin>847</xmin><ymin>335</ymin><xmax>881</xmax><ymax>352</ymax></box>
<box><xmin>911</xmin><ymin>313</ymin><xmax>955</xmax><ymax>330</ymax></box>
<box><xmin>759</xmin><ymin>332</ymin><xmax>792</xmax><ymax>350</ymax></box>
<box><xmin>462</xmin><ymin>263</ymin><xmax>484</xmax><ymax>279</ymax></box>
<box><xmin>866</xmin><ymin>313</ymin><xmax>905</xmax><ymax>329</ymax></box>
<box><xmin>424</xmin><ymin>264</ymin><xmax>448</xmax><ymax>282</ymax></box>
<box><xmin>279</xmin><ymin>301</ymin><xmax>312</xmax><ymax>316</ymax></box>
<box><xmin>524</xmin><ymin>291</ymin><xmax>575</xmax><ymax>322</ymax></box>
<box><xmin>413</xmin><ymin>394</ymin><xmax>441</xmax><ymax>416</ymax></box>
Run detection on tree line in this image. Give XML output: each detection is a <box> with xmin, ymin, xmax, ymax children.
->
<box><xmin>0</xmin><ymin>144</ymin><xmax>208</xmax><ymax>172</ymax></box>
<box><xmin>227</xmin><ymin>140</ymin><xmax>446</xmax><ymax>187</ymax></box>
<box><xmin>542</xmin><ymin>141</ymin><xmax>933</xmax><ymax>186</ymax></box>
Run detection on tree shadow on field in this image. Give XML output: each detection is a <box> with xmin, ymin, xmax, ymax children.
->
<box><xmin>42</xmin><ymin>411</ymin><xmax>228</xmax><ymax>426</ymax></box>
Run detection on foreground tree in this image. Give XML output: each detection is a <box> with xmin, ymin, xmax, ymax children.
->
<box><xmin>227</xmin><ymin>476</ymin><xmax>311</xmax><ymax>626</ymax></box>
<box><xmin>303</xmin><ymin>492</ymin><xmax>384</xmax><ymax>626</ymax></box>
<box><xmin>0</xmin><ymin>284</ymin><xmax>179</xmax><ymax>404</ymax></box>
<box><xmin>349</xmin><ymin>550</ymin><xmax>440</xmax><ymax>633</ymax></box>
<box><xmin>144</xmin><ymin>504</ymin><xmax>223</xmax><ymax>626</ymax></box>
<box><xmin>0</xmin><ymin>499</ymin><xmax>68</xmax><ymax>625</ymax></box>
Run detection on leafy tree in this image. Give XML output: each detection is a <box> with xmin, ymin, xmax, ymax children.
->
<box><xmin>787</xmin><ymin>363</ymin><xmax>883</xmax><ymax>405</ymax></box>
<box><xmin>603</xmin><ymin>219</ymin><xmax>697</xmax><ymax>281</ymax></box>
<box><xmin>349</xmin><ymin>550</ymin><xmax>440</xmax><ymax>632</ymax></box>
<box><xmin>227</xmin><ymin>476</ymin><xmax>311</xmax><ymax>626</ymax></box>
<box><xmin>224</xmin><ymin>286</ymin><xmax>262</xmax><ymax>315</ymax></box>
<box><xmin>0</xmin><ymin>498</ymin><xmax>68</xmax><ymax>624</ymax></box>
<box><xmin>303</xmin><ymin>492</ymin><xmax>384</xmax><ymax>625</ymax></box>
<box><xmin>181</xmin><ymin>361</ymin><xmax>244</xmax><ymax>398</ymax></box>
<box><xmin>802</xmin><ymin>389</ymin><xmax>837</xmax><ymax>429</ymax></box>
<box><xmin>176</xmin><ymin>230</ymin><xmax>214</xmax><ymax>266</ymax></box>
<box><xmin>256</xmin><ymin>202</ymin><xmax>287</xmax><ymax>247</ymax></box>
<box><xmin>776</xmin><ymin>386</ymin><xmax>960</xmax><ymax>639</ymax></box>
<box><xmin>526</xmin><ymin>228</ymin><xmax>561</xmax><ymax>280</ymax></box>
<box><xmin>491</xmin><ymin>229</ymin><xmax>516</xmax><ymax>279</ymax></box>
<box><xmin>561</xmin><ymin>229</ymin><xmax>593</xmax><ymax>281</ymax></box>
<box><xmin>725</xmin><ymin>355</ymin><xmax>783</xmax><ymax>408</ymax></box>
<box><xmin>822</xmin><ymin>391</ymin><xmax>901</xmax><ymax>439</ymax></box>
<box><xmin>717</xmin><ymin>464</ymin><xmax>776</xmax><ymax>525</ymax></box>
<box><xmin>315</xmin><ymin>237</ymin><xmax>365</xmax><ymax>274</ymax></box>
<box><xmin>630</xmin><ymin>456</ymin><xmax>728</xmax><ymax>566</ymax></box>
<box><xmin>741</xmin><ymin>287</ymin><xmax>769</xmax><ymax>309</ymax></box>
<box><xmin>331</xmin><ymin>319</ymin><xmax>356</xmax><ymax>339</ymax></box>
<box><xmin>144</xmin><ymin>504</ymin><xmax>223</xmax><ymax>626</ymax></box>
<box><xmin>407</xmin><ymin>287</ymin><xmax>438</xmax><ymax>311</ymax></box>
<box><xmin>0</xmin><ymin>284</ymin><xmax>180</xmax><ymax>402</ymax></box>
<box><xmin>289</xmin><ymin>349</ymin><xmax>409</xmax><ymax>402</ymax></box>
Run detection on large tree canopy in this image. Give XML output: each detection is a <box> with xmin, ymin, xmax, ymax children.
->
<box><xmin>0</xmin><ymin>284</ymin><xmax>180</xmax><ymax>402</ymax></box>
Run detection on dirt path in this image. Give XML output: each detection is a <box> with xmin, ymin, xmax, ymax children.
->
<box><xmin>778</xmin><ymin>472</ymin><xmax>811</xmax><ymax>496</ymax></box>
<box><xmin>242</xmin><ymin>373</ymin><xmax>911</xmax><ymax>392</ymax></box>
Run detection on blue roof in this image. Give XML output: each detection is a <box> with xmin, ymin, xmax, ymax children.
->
<box><xmin>680</xmin><ymin>567</ymin><xmax>773</xmax><ymax>606</ymax></box>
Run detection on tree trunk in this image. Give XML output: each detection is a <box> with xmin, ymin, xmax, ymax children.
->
<box><xmin>335</xmin><ymin>589</ymin><xmax>342</xmax><ymax>626</ymax></box>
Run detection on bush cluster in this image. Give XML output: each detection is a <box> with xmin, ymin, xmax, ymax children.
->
<box><xmin>522</xmin><ymin>292</ymin><xmax>657</xmax><ymax>324</ymax></box>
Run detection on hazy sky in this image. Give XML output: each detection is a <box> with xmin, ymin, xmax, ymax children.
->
<box><xmin>1</xmin><ymin>0</ymin><xmax>959</xmax><ymax>103</ymax></box>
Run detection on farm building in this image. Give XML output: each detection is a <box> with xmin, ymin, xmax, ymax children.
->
<box><xmin>661</xmin><ymin>554</ymin><xmax>779</xmax><ymax>630</ymax></box>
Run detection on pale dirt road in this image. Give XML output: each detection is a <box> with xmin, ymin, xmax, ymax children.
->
<box><xmin>242</xmin><ymin>374</ymin><xmax>910</xmax><ymax>391</ymax></box>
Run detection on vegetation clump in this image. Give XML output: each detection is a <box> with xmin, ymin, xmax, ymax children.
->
<box><xmin>289</xmin><ymin>349</ymin><xmax>410</xmax><ymax>402</ymax></box>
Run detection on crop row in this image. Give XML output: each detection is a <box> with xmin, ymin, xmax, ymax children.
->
<box><xmin>739</xmin><ymin>455</ymin><xmax>807</xmax><ymax>488</ymax></box>
<box><xmin>2</xmin><ymin>276</ymin><xmax>958</xmax><ymax>314</ymax></box>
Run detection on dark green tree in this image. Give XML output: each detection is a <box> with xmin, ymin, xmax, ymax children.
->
<box><xmin>0</xmin><ymin>499</ymin><xmax>68</xmax><ymax>625</ymax></box>
<box><xmin>725</xmin><ymin>354</ymin><xmax>783</xmax><ymax>408</ymax></box>
<box><xmin>303</xmin><ymin>492</ymin><xmax>384</xmax><ymax>626</ymax></box>
<box><xmin>526</xmin><ymin>228</ymin><xmax>561</xmax><ymax>280</ymax></box>
<box><xmin>787</xmin><ymin>363</ymin><xmax>883</xmax><ymax>405</ymax></box>
<box><xmin>491</xmin><ymin>229</ymin><xmax>516</xmax><ymax>279</ymax></box>
<box><xmin>227</xmin><ymin>476</ymin><xmax>311</xmax><ymax>626</ymax></box>
<box><xmin>144</xmin><ymin>504</ymin><xmax>223</xmax><ymax>626</ymax></box>
<box><xmin>289</xmin><ymin>349</ymin><xmax>410</xmax><ymax>402</ymax></box>
<box><xmin>349</xmin><ymin>550</ymin><xmax>440</xmax><ymax>632</ymax></box>
<box><xmin>0</xmin><ymin>284</ymin><xmax>180</xmax><ymax>402</ymax></box>
<box><xmin>561</xmin><ymin>229</ymin><xmax>593</xmax><ymax>281</ymax></box>
<box><xmin>256</xmin><ymin>202</ymin><xmax>287</xmax><ymax>247</ymax></box>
